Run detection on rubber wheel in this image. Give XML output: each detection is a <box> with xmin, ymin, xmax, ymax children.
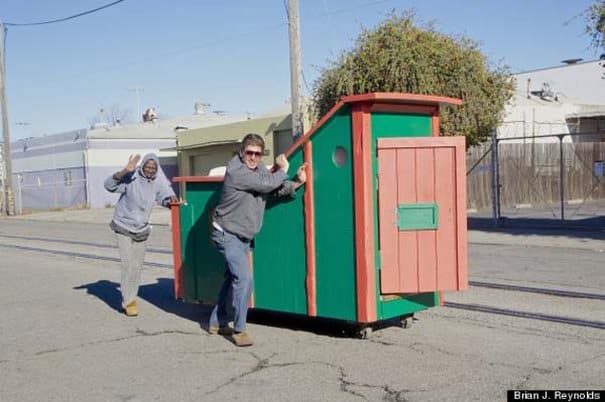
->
<box><xmin>357</xmin><ymin>327</ymin><xmax>373</xmax><ymax>339</ymax></box>
<box><xmin>400</xmin><ymin>316</ymin><xmax>413</xmax><ymax>329</ymax></box>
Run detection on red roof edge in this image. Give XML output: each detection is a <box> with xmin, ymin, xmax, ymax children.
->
<box><xmin>340</xmin><ymin>92</ymin><xmax>463</xmax><ymax>106</ymax></box>
<box><xmin>282</xmin><ymin>92</ymin><xmax>461</xmax><ymax>157</ymax></box>
<box><xmin>173</xmin><ymin>92</ymin><xmax>462</xmax><ymax>182</ymax></box>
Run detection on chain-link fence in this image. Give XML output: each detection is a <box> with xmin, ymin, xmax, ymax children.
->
<box><xmin>13</xmin><ymin>168</ymin><xmax>87</xmax><ymax>214</ymax></box>
<box><xmin>467</xmin><ymin>132</ymin><xmax>605</xmax><ymax>228</ymax></box>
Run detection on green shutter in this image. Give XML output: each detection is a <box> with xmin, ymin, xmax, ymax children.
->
<box><xmin>397</xmin><ymin>203</ymin><xmax>439</xmax><ymax>230</ymax></box>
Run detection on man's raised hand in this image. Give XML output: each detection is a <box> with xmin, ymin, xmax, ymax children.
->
<box><xmin>296</xmin><ymin>163</ymin><xmax>309</xmax><ymax>183</ymax></box>
<box><xmin>275</xmin><ymin>154</ymin><xmax>289</xmax><ymax>173</ymax></box>
<box><xmin>126</xmin><ymin>154</ymin><xmax>141</xmax><ymax>172</ymax></box>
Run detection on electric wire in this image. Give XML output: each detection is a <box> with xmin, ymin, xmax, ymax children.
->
<box><xmin>4</xmin><ymin>0</ymin><xmax>126</xmax><ymax>27</ymax></box>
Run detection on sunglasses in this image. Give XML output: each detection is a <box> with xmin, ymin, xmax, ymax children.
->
<box><xmin>244</xmin><ymin>150</ymin><xmax>263</xmax><ymax>158</ymax></box>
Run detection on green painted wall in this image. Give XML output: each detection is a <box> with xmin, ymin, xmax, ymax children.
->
<box><xmin>179</xmin><ymin>182</ymin><xmax>224</xmax><ymax>303</ymax></box>
<box><xmin>370</xmin><ymin>112</ymin><xmax>439</xmax><ymax>320</ymax></box>
<box><xmin>253</xmin><ymin>148</ymin><xmax>308</xmax><ymax>314</ymax></box>
<box><xmin>313</xmin><ymin>107</ymin><xmax>358</xmax><ymax>321</ymax></box>
<box><xmin>176</xmin><ymin>109</ymin><xmax>442</xmax><ymax>323</ymax></box>
<box><xmin>371</xmin><ymin>113</ymin><xmax>432</xmax><ymax>138</ymax></box>
<box><xmin>179</xmin><ymin>162</ymin><xmax>308</xmax><ymax>315</ymax></box>
<box><xmin>380</xmin><ymin>293</ymin><xmax>439</xmax><ymax>318</ymax></box>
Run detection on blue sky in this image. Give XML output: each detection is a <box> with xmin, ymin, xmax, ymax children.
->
<box><xmin>2</xmin><ymin>0</ymin><xmax>599</xmax><ymax>140</ymax></box>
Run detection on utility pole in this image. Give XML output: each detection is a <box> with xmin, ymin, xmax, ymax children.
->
<box><xmin>0</xmin><ymin>22</ymin><xmax>14</xmax><ymax>215</ymax></box>
<box><xmin>287</xmin><ymin>0</ymin><xmax>303</xmax><ymax>138</ymax></box>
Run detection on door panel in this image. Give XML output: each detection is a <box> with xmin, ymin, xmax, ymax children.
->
<box><xmin>377</xmin><ymin>137</ymin><xmax>468</xmax><ymax>294</ymax></box>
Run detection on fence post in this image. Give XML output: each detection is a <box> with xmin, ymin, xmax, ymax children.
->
<box><xmin>16</xmin><ymin>173</ymin><xmax>22</xmax><ymax>215</ymax></box>
<box><xmin>491</xmin><ymin>130</ymin><xmax>500</xmax><ymax>227</ymax></box>
<box><xmin>558</xmin><ymin>134</ymin><xmax>565</xmax><ymax>221</ymax></box>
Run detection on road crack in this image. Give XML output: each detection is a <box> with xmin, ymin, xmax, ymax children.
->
<box><xmin>31</xmin><ymin>328</ymin><xmax>200</xmax><ymax>357</ymax></box>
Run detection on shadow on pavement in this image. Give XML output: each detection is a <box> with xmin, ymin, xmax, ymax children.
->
<box><xmin>73</xmin><ymin>279</ymin><xmax>210</xmax><ymax>325</ymax></box>
<box><xmin>73</xmin><ymin>278</ymin><xmax>391</xmax><ymax>338</ymax></box>
<box><xmin>247</xmin><ymin>309</ymin><xmax>401</xmax><ymax>338</ymax></box>
<box><xmin>468</xmin><ymin>216</ymin><xmax>605</xmax><ymax>241</ymax></box>
<box><xmin>73</xmin><ymin>280</ymin><xmax>122</xmax><ymax>313</ymax></box>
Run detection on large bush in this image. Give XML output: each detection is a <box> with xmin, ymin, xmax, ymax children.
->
<box><xmin>585</xmin><ymin>0</ymin><xmax>605</xmax><ymax>51</ymax></box>
<box><xmin>312</xmin><ymin>13</ymin><xmax>514</xmax><ymax>146</ymax></box>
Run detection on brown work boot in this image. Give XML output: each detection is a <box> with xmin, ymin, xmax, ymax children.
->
<box><xmin>232</xmin><ymin>331</ymin><xmax>254</xmax><ymax>347</ymax></box>
<box><xmin>123</xmin><ymin>300</ymin><xmax>138</xmax><ymax>317</ymax></box>
<box><xmin>208</xmin><ymin>326</ymin><xmax>233</xmax><ymax>336</ymax></box>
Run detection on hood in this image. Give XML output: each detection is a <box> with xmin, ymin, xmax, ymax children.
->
<box><xmin>139</xmin><ymin>153</ymin><xmax>161</xmax><ymax>180</ymax></box>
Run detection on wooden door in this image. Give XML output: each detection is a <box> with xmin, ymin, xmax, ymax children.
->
<box><xmin>377</xmin><ymin>137</ymin><xmax>468</xmax><ymax>294</ymax></box>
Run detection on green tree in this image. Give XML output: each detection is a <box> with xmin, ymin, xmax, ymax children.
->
<box><xmin>585</xmin><ymin>0</ymin><xmax>605</xmax><ymax>51</ymax></box>
<box><xmin>312</xmin><ymin>13</ymin><xmax>514</xmax><ymax>146</ymax></box>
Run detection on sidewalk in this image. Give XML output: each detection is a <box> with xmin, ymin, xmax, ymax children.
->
<box><xmin>467</xmin><ymin>229</ymin><xmax>604</xmax><ymax>251</ymax></box>
<box><xmin>2</xmin><ymin>207</ymin><xmax>172</xmax><ymax>226</ymax></box>
<box><xmin>3</xmin><ymin>208</ymin><xmax>603</xmax><ymax>251</ymax></box>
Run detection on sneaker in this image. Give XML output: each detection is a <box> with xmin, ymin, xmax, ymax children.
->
<box><xmin>124</xmin><ymin>300</ymin><xmax>138</xmax><ymax>317</ymax></box>
<box><xmin>208</xmin><ymin>326</ymin><xmax>233</xmax><ymax>336</ymax></box>
<box><xmin>232</xmin><ymin>331</ymin><xmax>254</xmax><ymax>347</ymax></box>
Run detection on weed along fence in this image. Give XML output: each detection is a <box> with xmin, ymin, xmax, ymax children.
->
<box><xmin>170</xmin><ymin>93</ymin><xmax>469</xmax><ymax>337</ymax></box>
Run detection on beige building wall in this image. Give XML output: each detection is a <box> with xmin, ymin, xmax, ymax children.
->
<box><xmin>177</xmin><ymin>114</ymin><xmax>294</xmax><ymax>176</ymax></box>
<box><xmin>175</xmin><ymin>104</ymin><xmax>315</xmax><ymax>183</ymax></box>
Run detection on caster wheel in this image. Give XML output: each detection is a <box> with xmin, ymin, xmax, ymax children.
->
<box><xmin>400</xmin><ymin>316</ymin><xmax>413</xmax><ymax>329</ymax></box>
<box><xmin>357</xmin><ymin>327</ymin><xmax>373</xmax><ymax>339</ymax></box>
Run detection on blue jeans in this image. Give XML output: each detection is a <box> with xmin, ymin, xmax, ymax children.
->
<box><xmin>209</xmin><ymin>228</ymin><xmax>253</xmax><ymax>333</ymax></box>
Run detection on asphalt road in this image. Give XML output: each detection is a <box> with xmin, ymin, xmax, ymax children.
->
<box><xmin>0</xmin><ymin>216</ymin><xmax>603</xmax><ymax>402</ymax></box>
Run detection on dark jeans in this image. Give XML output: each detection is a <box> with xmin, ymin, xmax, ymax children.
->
<box><xmin>209</xmin><ymin>228</ymin><xmax>253</xmax><ymax>333</ymax></box>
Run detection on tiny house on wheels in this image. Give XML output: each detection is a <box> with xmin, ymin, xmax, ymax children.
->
<box><xmin>170</xmin><ymin>92</ymin><xmax>468</xmax><ymax>338</ymax></box>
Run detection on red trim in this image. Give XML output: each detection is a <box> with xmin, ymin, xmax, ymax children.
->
<box><xmin>173</xmin><ymin>92</ymin><xmax>461</xmax><ymax>185</ymax></box>
<box><xmin>282</xmin><ymin>93</ymin><xmax>460</xmax><ymax>158</ymax></box>
<box><xmin>303</xmin><ymin>141</ymin><xmax>317</xmax><ymax>316</ymax></box>
<box><xmin>173</xmin><ymin>176</ymin><xmax>224</xmax><ymax>183</ymax></box>
<box><xmin>283</xmin><ymin>100</ymin><xmax>347</xmax><ymax>157</ymax></box>
<box><xmin>170</xmin><ymin>203</ymin><xmax>183</xmax><ymax>299</ymax></box>
<box><xmin>351</xmin><ymin>103</ymin><xmax>377</xmax><ymax>323</ymax></box>
<box><xmin>342</xmin><ymin>92</ymin><xmax>462</xmax><ymax>106</ymax></box>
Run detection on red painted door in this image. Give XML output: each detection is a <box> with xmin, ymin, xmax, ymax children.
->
<box><xmin>377</xmin><ymin>137</ymin><xmax>468</xmax><ymax>294</ymax></box>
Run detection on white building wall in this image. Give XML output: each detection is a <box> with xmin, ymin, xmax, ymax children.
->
<box><xmin>498</xmin><ymin>97</ymin><xmax>580</xmax><ymax>143</ymax></box>
<box><xmin>514</xmin><ymin>60</ymin><xmax>605</xmax><ymax>105</ymax></box>
<box><xmin>499</xmin><ymin>60</ymin><xmax>605</xmax><ymax>143</ymax></box>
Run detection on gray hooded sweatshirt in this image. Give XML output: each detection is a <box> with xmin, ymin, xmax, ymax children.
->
<box><xmin>214</xmin><ymin>154</ymin><xmax>295</xmax><ymax>240</ymax></box>
<box><xmin>104</xmin><ymin>153</ymin><xmax>175</xmax><ymax>234</ymax></box>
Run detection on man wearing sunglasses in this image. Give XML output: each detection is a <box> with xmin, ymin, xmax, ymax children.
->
<box><xmin>209</xmin><ymin>133</ymin><xmax>307</xmax><ymax>347</ymax></box>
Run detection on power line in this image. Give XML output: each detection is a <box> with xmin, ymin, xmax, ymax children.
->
<box><xmin>5</xmin><ymin>0</ymin><xmax>126</xmax><ymax>27</ymax></box>
<box><xmin>9</xmin><ymin>0</ymin><xmax>399</xmax><ymax>81</ymax></box>
<box><xmin>301</xmin><ymin>69</ymin><xmax>312</xmax><ymax>93</ymax></box>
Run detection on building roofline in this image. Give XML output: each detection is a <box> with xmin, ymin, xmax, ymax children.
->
<box><xmin>514</xmin><ymin>59</ymin><xmax>604</xmax><ymax>75</ymax></box>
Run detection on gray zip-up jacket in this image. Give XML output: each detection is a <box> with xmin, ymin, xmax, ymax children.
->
<box><xmin>214</xmin><ymin>155</ymin><xmax>296</xmax><ymax>240</ymax></box>
<box><xmin>104</xmin><ymin>153</ymin><xmax>175</xmax><ymax>234</ymax></box>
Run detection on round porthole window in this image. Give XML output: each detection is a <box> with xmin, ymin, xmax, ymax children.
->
<box><xmin>332</xmin><ymin>146</ymin><xmax>348</xmax><ymax>167</ymax></box>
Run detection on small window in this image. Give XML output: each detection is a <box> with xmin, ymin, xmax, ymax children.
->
<box><xmin>64</xmin><ymin>171</ymin><xmax>72</xmax><ymax>187</ymax></box>
<box><xmin>332</xmin><ymin>146</ymin><xmax>348</xmax><ymax>167</ymax></box>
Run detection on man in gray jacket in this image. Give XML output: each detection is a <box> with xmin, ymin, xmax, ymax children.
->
<box><xmin>105</xmin><ymin>153</ymin><xmax>177</xmax><ymax>316</ymax></box>
<box><xmin>209</xmin><ymin>133</ymin><xmax>307</xmax><ymax>346</ymax></box>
